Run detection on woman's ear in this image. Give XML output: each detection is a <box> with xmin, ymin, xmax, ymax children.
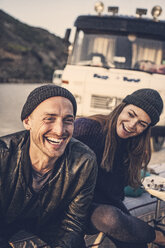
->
<box><xmin>23</xmin><ymin>116</ymin><xmax>31</xmax><ymax>130</ymax></box>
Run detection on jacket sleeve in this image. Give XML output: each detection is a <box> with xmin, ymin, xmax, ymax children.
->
<box><xmin>0</xmin><ymin>144</ymin><xmax>12</xmax><ymax>247</ymax></box>
<box><xmin>54</xmin><ymin>155</ymin><xmax>98</xmax><ymax>248</ymax></box>
<box><xmin>0</xmin><ymin>237</ymin><xmax>11</xmax><ymax>248</ymax></box>
<box><xmin>0</xmin><ymin>210</ymin><xmax>12</xmax><ymax>247</ymax></box>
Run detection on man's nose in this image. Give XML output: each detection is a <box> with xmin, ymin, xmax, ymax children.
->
<box><xmin>53</xmin><ymin>119</ymin><xmax>64</xmax><ymax>136</ymax></box>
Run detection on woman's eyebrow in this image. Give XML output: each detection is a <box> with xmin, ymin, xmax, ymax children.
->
<box><xmin>140</xmin><ymin>120</ymin><xmax>150</xmax><ymax>125</ymax></box>
<box><xmin>129</xmin><ymin>109</ymin><xmax>150</xmax><ymax>125</ymax></box>
<box><xmin>129</xmin><ymin>109</ymin><xmax>137</xmax><ymax>116</ymax></box>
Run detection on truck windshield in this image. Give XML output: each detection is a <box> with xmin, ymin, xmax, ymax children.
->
<box><xmin>70</xmin><ymin>31</ymin><xmax>165</xmax><ymax>74</ymax></box>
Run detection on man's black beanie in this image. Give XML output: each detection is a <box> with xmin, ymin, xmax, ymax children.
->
<box><xmin>123</xmin><ymin>88</ymin><xmax>163</xmax><ymax>126</ymax></box>
<box><xmin>21</xmin><ymin>84</ymin><xmax>77</xmax><ymax>121</ymax></box>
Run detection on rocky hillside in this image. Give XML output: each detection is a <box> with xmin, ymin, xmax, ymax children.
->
<box><xmin>0</xmin><ymin>10</ymin><xmax>69</xmax><ymax>83</ymax></box>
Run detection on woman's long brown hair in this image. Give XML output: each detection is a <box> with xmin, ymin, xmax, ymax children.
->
<box><xmin>89</xmin><ymin>102</ymin><xmax>152</xmax><ymax>187</ymax></box>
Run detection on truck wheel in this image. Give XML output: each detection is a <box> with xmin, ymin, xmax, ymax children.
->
<box><xmin>151</xmin><ymin>136</ymin><xmax>165</xmax><ymax>152</ymax></box>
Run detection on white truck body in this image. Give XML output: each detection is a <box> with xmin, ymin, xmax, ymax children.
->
<box><xmin>63</xmin><ymin>65</ymin><xmax>165</xmax><ymax>125</ymax></box>
<box><xmin>62</xmin><ymin>8</ymin><xmax>165</xmax><ymax>149</ymax></box>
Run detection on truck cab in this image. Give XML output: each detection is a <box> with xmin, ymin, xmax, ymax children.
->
<box><xmin>62</xmin><ymin>3</ymin><xmax>165</xmax><ymax>150</ymax></box>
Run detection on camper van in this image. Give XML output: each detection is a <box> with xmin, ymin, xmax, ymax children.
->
<box><xmin>62</xmin><ymin>2</ymin><xmax>165</xmax><ymax>151</ymax></box>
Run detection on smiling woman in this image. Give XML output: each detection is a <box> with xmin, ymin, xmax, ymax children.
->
<box><xmin>73</xmin><ymin>88</ymin><xmax>165</xmax><ymax>248</ymax></box>
<box><xmin>116</xmin><ymin>104</ymin><xmax>151</xmax><ymax>139</ymax></box>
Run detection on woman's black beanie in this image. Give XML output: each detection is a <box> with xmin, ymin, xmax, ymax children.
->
<box><xmin>123</xmin><ymin>88</ymin><xmax>163</xmax><ymax>126</ymax></box>
<box><xmin>21</xmin><ymin>84</ymin><xmax>77</xmax><ymax>121</ymax></box>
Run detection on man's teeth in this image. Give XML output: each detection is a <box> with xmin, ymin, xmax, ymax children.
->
<box><xmin>46</xmin><ymin>137</ymin><xmax>63</xmax><ymax>144</ymax></box>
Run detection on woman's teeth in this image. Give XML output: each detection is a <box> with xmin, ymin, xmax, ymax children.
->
<box><xmin>124</xmin><ymin>126</ymin><xmax>132</xmax><ymax>133</ymax></box>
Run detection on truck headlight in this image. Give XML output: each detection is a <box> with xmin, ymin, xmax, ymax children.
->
<box><xmin>151</xmin><ymin>6</ymin><xmax>162</xmax><ymax>21</ymax></box>
<box><xmin>94</xmin><ymin>1</ymin><xmax>104</xmax><ymax>16</ymax></box>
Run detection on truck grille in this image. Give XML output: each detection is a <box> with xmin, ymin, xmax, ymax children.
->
<box><xmin>91</xmin><ymin>95</ymin><xmax>122</xmax><ymax>110</ymax></box>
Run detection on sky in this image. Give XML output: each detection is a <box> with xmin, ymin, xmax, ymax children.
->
<box><xmin>1</xmin><ymin>0</ymin><xmax>165</xmax><ymax>38</ymax></box>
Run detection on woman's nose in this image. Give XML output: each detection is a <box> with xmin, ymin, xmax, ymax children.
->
<box><xmin>129</xmin><ymin>119</ymin><xmax>137</xmax><ymax>129</ymax></box>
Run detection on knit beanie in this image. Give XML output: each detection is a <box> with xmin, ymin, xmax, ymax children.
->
<box><xmin>21</xmin><ymin>84</ymin><xmax>77</xmax><ymax>121</ymax></box>
<box><xmin>123</xmin><ymin>88</ymin><xmax>163</xmax><ymax>126</ymax></box>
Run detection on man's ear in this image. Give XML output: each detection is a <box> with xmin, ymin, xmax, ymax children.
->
<box><xmin>23</xmin><ymin>116</ymin><xmax>31</xmax><ymax>130</ymax></box>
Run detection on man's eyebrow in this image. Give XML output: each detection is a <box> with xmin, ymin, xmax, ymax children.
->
<box><xmin>43</xmin><ymin>113</ymin><xmax>57</xmax><ymax>117</ymax></box>
<box><xmin>43</xmin><ymin>113</ymin><xmax>74</xmax><ymax>118</ymax></box>
<box><xmin>129</xmin><ymin>109</ymin><xmax>150</xmax><ymax>125</ymax></box>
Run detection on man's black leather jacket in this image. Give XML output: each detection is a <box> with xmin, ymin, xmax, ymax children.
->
<box><xmin>0</xmin><ymin>131</ymin><xmax>98</xmax><ymax>247</ymax></box>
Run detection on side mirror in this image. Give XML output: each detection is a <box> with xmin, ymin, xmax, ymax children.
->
<box><xmin>64</xmin><ymin>28</ymin><xmax>71</xmax><ymax>42</ymax></box>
